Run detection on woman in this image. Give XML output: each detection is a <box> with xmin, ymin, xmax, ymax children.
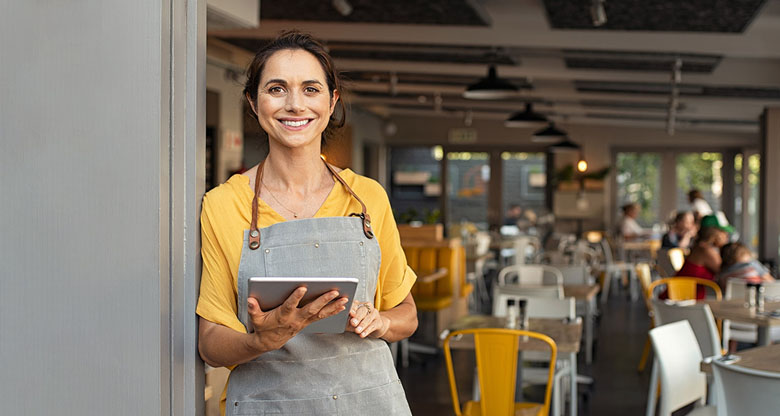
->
<box><xmin>675</xmin><ymin>220</ymin><xmax>730</xmax><ymax>299</ymax></box>
<box><xmin>616</xmin><ymin>203</ymin><xmax>648</xmax><ymax>240</ymax></box>
<box><xmin>197</xmin><ymin>31</ymin><xmax>417</xmax><ymax>415</ymax></box>
<box><xmin>661</xmin><ymin>211</ymin><xmax>696</xmax><ymax>249</ymax></box>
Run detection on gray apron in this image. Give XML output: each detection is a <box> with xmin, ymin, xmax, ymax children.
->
<box><xmin>226</xmin><ymin>162</ymin><xmax>412</xmax><ymax>416</ymax></box>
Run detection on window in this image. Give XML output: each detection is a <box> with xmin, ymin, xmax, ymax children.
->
<box><xmin>616</xmin><ymin>152</ymin><xmax>661</xmax><ymax>227</ymax></box>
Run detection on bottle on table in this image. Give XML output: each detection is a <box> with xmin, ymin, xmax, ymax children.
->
<box><xmin>506</xmin><ymin>298</ymin><xmax>519</xmax><ymax>329</ymax></box>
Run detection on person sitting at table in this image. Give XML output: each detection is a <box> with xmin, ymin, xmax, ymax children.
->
<box><xmin>675</xmin><ymin>215</ymin><xmax>732</xmax><ymax>299</ymax></box>
<box><xmin>718</xmin><ymin>242</ymin><xmax>775</xmax><ymax>285</ymax></box>
<box><xmin>662</xmin><ymin>211</ymin><xmax>697</xmax><ymax>249</ymax></box>
<box><xmin>616</xmin><ymin>202</ymin><xmax>650</xmax><ymax>240</ymax></box>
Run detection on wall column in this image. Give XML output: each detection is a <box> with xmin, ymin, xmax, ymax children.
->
<box><xmin>759</xmin><ymin>108</ymin><xmax>780</xmax><ymax>268</ymax></box>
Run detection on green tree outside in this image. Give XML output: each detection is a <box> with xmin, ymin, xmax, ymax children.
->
<box><xmin>616</xmin><ymin>152</ymin><xmax>660</xmax><ymax>226</ymax></box>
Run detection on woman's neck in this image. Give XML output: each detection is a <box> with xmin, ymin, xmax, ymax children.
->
<box><xmin>262</xmin><ymin>145</ymin><xmax>331</xmax><ymax>193</ymax></box>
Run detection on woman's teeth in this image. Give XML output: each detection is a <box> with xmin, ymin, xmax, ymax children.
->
<box><xmin>281</xmin><ymin>119</ymin><xmax>309</xmax><ymax>127</ymax></box>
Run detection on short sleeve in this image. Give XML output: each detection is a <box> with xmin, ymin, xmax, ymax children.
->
<box><xmin>371</xmin><ymin>186</ymin><xmax>416</xmax><ymax>311</ymax></box>
<box><xmin>196</xmin><ymin>194</ymin><xmax>247</xmax><ymax>334</ymax></box>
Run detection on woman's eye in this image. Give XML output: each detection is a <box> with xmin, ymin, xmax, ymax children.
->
<box><xmin>304</xmin><ymin>86</ymin><xmax>320</xmax><ymax>94</ymax></box>
<box><xmin>268</xmin><ymin>86</ymin><xmax>285</xmax><ymax>95</ymax></box>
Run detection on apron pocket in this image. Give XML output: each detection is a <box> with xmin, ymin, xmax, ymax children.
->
<box><xmin>230</xmin><ymin>396</ymin><xmax>337</xmax><ymax>416</ymax></box>
<box><xmin>335</xmin><ymin>379</ymin><xmax>411</xmax><ymax>416</ymax></box>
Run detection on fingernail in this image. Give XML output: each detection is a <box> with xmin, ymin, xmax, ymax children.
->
<box><xmin>357</xmin><ymin>326</ymin><xmax>363</xmax><ymax>332</ymax></box>
<box><xmin>352</xmin><ymin>319</ymin><xmax>358</xmax><ymax>325</ymax></box>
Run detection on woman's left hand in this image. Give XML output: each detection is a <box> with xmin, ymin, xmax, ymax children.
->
<box><xmin>347</xmin><ymin>301</ymin><xmax>389</xmax><ymax>339</ymax></box>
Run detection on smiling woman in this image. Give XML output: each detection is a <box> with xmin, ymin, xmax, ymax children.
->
<box><xmin>196</xmin><ymin>31</ymin><xmax>418</xmax><ymax>416</ymax></box>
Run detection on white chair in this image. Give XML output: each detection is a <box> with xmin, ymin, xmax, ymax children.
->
<box><xmin>491</xmin><ymin>295</ymin><xmax>576</xmax><ymax>416</ymax></box>
<box><xmin>650</xmin><ymin>300</ymin><xmax>722</xmax><ymax>411</ymax></box>
<box><xmin>493</xmin><ymin>284</ymin><xmax>564</xmax><ymax>304</ymax></box>
<box><xmin>498</xmin><ymin>264</ymin><xmax>563</xmax><ymax>287</ymax></box>
<box><xmin>722</xmin><ymin>279</ymin><xmax>780</xmax><ymax>348</ymax></box>
<box><xmin>648</xmin><ymin>321</ymin><xmax>716</xmax><ymax>416</ymax></box>
<box><xmin>711</xmin><ymin>358</ymin><xmax>780</xmax><ymax>416</ymax></box>
<box><xmin>597</xmin><ymin>238</ymin><xmax>638</xmax><ymax>304</ymax></box>
<box><xmin>551</xmin><ymin>264</ymin><xmax>593</xmax><ymax>286</ymax></box>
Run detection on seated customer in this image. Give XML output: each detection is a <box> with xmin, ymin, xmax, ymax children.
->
<box><xmin>662</xmin><ymin>211</ymin><xmax>696</xmax><ymax>249</ymax></box>
<box><xmin>675</xmin><ymin>216</ymin><xmax>731</xmax><ymax>299</ymax></box>
<box><xmin>718</xmin><ymin>242</ymin><xmax>774</xmax><ymax>284</ymax></box>
<box><xmin>616</xmin><ymin>203</ymin><xmax>650</xmax><ymax>240</ymax></box>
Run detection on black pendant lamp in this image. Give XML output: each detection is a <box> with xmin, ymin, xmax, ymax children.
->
<box><xmin>532</xmin><ymin>122</ymin><xmax>567</xmax><ymax>143</ymax></box>
<box><xmin>505</xmin><ymin>103</ymin><xmax>548</xmax><ymax>128</ymax></box>
<box><xmin>547</xmin><ymin>137</ymin><xmax>581</xmax><ymax>153</ymax></box>
<box><xmin>463</xmin><ymin>65</ymin><xmax>518</xmax><ymax>100</ymax></box>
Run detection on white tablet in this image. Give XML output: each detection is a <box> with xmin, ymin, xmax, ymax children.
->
<box><xmin>248</xmin><ymin>277</ymin><xmax>359</xmax><ymax>334</ymax></box>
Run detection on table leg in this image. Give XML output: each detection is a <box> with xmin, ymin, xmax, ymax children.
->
<box><xmin>570</xmin><ymin>352</ymin><xmax>577</xmax><ymax>416</ymax></box>
<box><xmin>757</xmin><ymin>325</ymin><xmax>770</xmax><ymax>346</ymax></box>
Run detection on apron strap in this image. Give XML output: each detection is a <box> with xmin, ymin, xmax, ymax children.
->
<box><xmin>323</xmin><ymin>161</ymin><xmax>375</xmax><ymax>239</ymax></box>
<box><xmin>248</xmin><ymin>158</ymin><xmax>375</xmax><ymax>250</ymax></box>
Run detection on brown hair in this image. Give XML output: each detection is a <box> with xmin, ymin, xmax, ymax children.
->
<box><xmin>697</xmin><ymin>225</ymin><xmax>725</xmax><ymax>244</ymax></box>
<box><xmin>720</xmin><ymin>242</ymin><xmax>753</xmax><ymax>269</ymax></box>
<box><xmin>242</xmin><ymin>30</ymin><xmax>346</xmax><ymax>145</ymax></box>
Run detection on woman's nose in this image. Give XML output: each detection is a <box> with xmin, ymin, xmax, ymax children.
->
<box><xmin>284</xmin><ymin>90</ymin><xmax>305</xmax><ymax>112</ymax></box>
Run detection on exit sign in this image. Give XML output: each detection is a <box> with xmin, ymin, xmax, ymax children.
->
<box><xmin>448</xmin><ymin>128</ymin><xmax>478</xmax><ymax>144</ymax></box>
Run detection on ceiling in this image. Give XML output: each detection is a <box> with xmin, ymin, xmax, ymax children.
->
<box><xmin>208</xmin><ymin>0</ymin><xmax>780</xmax><ymax>133</ymax></box>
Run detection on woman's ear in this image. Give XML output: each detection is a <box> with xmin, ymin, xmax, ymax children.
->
<box><xmin>246</xmin><ymin>92</ymin><xmax>259</xmax><ymax>117</ymax></box>
<box><xmin>330</xmin><ymin>90</ymin><xmax>340</xmax><ymax>114</ymax></box>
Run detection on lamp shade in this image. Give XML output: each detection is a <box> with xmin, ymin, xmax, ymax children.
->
<box><xmin>532</xmin><ymin>122</ymin><xmax>567</xmax><ymax>142</ymax></box>
<box><xmin>463</xmin><ymin>65</ymin><xmax>518</xmax><ymax>100</ymax></box>
<box><xmin>547</xmin><ymin>137</ymin><xmax>581</xmax><ymax>153</ymax></box>
<box><xmin>505</xmin><ymin>103</ymin><xmax>548</xmax><ymax>128</ymax></box>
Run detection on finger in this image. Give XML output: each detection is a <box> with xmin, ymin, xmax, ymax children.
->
<box><xmin>349</xmin><ymin>304</ymin><xmax>370</xmax><ymax>327</ymax></box>
<box><xmin>311</xmin><ymin>297</ymin><xmax>348</xmax><ymax>321</ymax></box>
<box><xmin>304</xmin><ymin>290</ymin><xmax>342</xmax><ymax>316</ymax></box>
<box><xmin>358</xmin><ymin>313</ymin><xmax>381</xmax><ymax>338</ymax></box>
<box><xmin>354</xmin><ymin>310</ymin><xmax>377</xmax><ymax>335</ymax></box>
<box><xmin>280</xmin><ymin>287</ymin><xmax>307</xmax><ymax>314</ymax></box>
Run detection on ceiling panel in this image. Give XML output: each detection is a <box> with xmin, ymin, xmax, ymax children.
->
<box><xmin>542</xmin><ymin>0</ymin><xmax>767</xmax><ymax>32</ymax></box>
<box><xmin>260</xmin><ymin>0</ymin><xmax>491</xmax><ymax>26</ymax></box>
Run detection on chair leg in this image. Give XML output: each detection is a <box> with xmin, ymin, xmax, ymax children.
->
<box><xmin>646</xmin><ymin>360</ymin><xmax>658</xmax><ymax>416</ymax></box>
<box><xmin>637</xmin><ymin>336</ymin><xmax>651</xmax><ymax>372</ymax></box>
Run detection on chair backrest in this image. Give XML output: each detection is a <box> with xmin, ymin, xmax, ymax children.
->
<box><xmin>443</xmin><ymin>328</ymin><xmax>557</xmax><ymax>416</ymax></box>
<box><xmin>497</xmin><ymin>264</ymin><xmax>564</xmax><ymax>286</ymax></box>
<box><xmin>649</xmin><ymin>321</ymin><xmax>708</xmax><ymax>416</ymax></box>
<box><xmin>403</xmin><ymin>242</ymin><xmax>462</xmax><ymax>301</ymax></box>
<box><xmin>492</xmin><ymin>285</ymin><xmax>564</xmax><ymax>311</ymax></box>
<box><xmin>636</xmin><ymin>263</ymin><xmax>654</xmax><ymax>312</ymax></box>
<box><xmin>646</xmin><ymin>277</ymin><xmax>722</xmax><ymax>301</ymax></box>
<box><xmin>651</xmin><ymin>300</ymin><xmax>721</xmax><ymax>358</ymax></box>
<box><xmin>656</xmin><ymin>248</ymin><xmax>677</xmax><ymax>277</ymax></box>
<box><xmin>599</xmin><ymin>238</ymin><xmax>615</xmax><ymax>265</ymax></box>
<box><xmin>510</xmin><ymin>235</ymin><xmax>540</xmax><ymax>265</ymax></box>
<box><xmin>668</xmin><ymin>248</ymin><xmax>685</xmax><ymax>272</ymax></box>
<box><xmin>492</xmin><ymin>294</ymin><xmax>575</xmax><ymax>320</ymax></box>
<box><xmin>551</xmin><ymin>264</ymin><xmax>593</xmax><ymax>285</ymax></box>
<box><xmin>711</xmin><ymin>358</ymin><xmax>780</xmax><ymax>416</ymax></box>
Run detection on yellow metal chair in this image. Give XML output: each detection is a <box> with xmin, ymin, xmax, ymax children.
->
<box><xmin>443</xmin><ymin>328</ymin><xmax>557</xmax><ymax>416</ymax></box>
<box><xmin>646</xmin><ymin>277</ymin><xmax>722</xmax><ymax>301</ymax></box>
<box><xmin>635</xmin><ymin>263</ymin><xmax>655</xmax><ymax>372</ymax></box>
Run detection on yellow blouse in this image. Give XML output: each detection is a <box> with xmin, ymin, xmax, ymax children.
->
<box><xmin>196</xmin><ymin>169</ymin><xmax>417</xmax><ymax>334</ymax></box>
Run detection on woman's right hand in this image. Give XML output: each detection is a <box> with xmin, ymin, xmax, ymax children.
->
<box><xmin>247</xmin><ymin>287</ymin><xmax>348</xmax><ymax>352</ymax></box>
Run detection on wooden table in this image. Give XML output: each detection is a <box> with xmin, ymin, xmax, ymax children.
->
<box><xmin>445</xmin><ymin>315</ymin><xmax>582</xmax><ymax>416</ymax></box>
<box><xmin>700</xmin><ymin>299</ymin><xmax>780</xmax><ymax>345</ymax></box>
<box><xmin>701</xmin><ymin>344</ymin><xmax>780</xmax><ymax>374</ymax></box>
<box><xmin>565</xmin><ymin>284</ymin><xmax>600</xmax><ymax>364</ymax></box>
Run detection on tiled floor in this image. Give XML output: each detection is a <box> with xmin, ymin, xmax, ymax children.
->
<box><xmin>399</xmin><ymin>294</ymin><xmax>654</xmax><ymax>415</ymax></box>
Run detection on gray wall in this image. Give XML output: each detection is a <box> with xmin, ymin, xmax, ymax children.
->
<box><xmin>0</xmin><ymin>1</ymin><xmax>204</xmax><ymax>414</ymax></box>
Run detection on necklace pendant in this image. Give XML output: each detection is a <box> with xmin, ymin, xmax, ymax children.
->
<box><xmin>293</xmin><ymin>214</ymin><xmax>298</xmax><ymax>218</ymax></box>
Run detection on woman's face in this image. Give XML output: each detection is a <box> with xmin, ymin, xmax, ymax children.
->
<box><xmin>251</xmin><ymin>49</ymin><xmax>338</xmax><ymax>150</ymax></box>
